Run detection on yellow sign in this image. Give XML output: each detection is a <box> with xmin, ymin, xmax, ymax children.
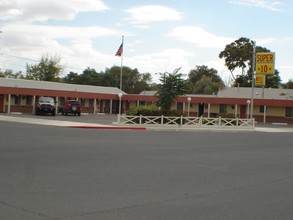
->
<box><xmin>255</xmin><ymin>75</ymin><xmax>266</xmax><ymax>86</ymax></box>
<box><xmin>256</xmin><ymin>52</ymin><xmax>275</xmax><ymax>74</ymax></box>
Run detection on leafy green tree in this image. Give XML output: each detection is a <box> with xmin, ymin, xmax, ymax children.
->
<box><xmin>281</xmin><ymin>79</ymin><xmax>293</xmax><ymax>89</ymax></box>
<box><xmin>121</xmin><ymin>67</ymin><xmax>140</xmax><ymax>93</ymax></box>
<box><xmin>219</xmin><ymin>37</ymin><xmax>281</xmax><ymax>88</ymax></box>
<box><xmin>157</xmin><ymin>68</ymin><xmax>188</xmax><ymax>114</ymax></box>
<box><xmin>0</xmin><ymin>69</ymin><xmax>24</xmax><ymax>79</ymax></box>
<box><xmin>62</xmin><ymin>71</ymin><xmax>80</xmax><ymax>84</ymax></box>
<box><xmin>193</xmin><ymin>75</ymin><xmax>221</xmax><ymax>94</ymax></box>
<box><xmin>79</xmin><ymin>68</ymin><xmax>101</xmax><ymax>86</ymax></box>
<box><xmin>101</xmin><ymin>66</ymin><xmax>152</xmax><ymax>93</ymax></box>
<box><xmin>219</xmin><ymin>37</ymin><xmax>254</xmax><ymax>80</ymax></box>
<box><xmin>187</xmin><ymin>65</ymin><xmax>224</xmax><ymax>94</ymax></box>
<box><xmin>131</xmin><ymin>73</ymin><xmax>152</xmax><ymax>94</ymax></box>
<box><xmin>265</xmin><ymin>69</ymin><xmax>281</xmax><ymax>88</ymax></box>
<box><xmin>26</xmin><ymin>55</ymin><xmax>63</xmax><ymax>81</ymax></box>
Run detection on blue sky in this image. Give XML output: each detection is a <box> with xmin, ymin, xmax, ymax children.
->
<box><xmin>0</xmin><ymin>0</ymin><xmax>292</xmax><ymax>84</ymax></box>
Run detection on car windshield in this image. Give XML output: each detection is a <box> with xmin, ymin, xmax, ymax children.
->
<box><xmin>39</xmin><ymin>97</ymin><xmax>54</xmax><ymax>104</ymax></box>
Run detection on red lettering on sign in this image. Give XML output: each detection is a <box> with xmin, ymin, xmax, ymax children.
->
<box><xmin>256</xmin><ymin>53</ymin><xmax>274</xmax><ymax>63</ymax></box>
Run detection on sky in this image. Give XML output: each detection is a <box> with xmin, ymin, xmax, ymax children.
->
<box><xmin>0</xmin><ymin>0</ymin><xmax>293</xmax><ymax>85</ymax></box>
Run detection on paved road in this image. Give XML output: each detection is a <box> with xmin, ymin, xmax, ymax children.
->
<box><xmin>1</xmin><ymin>120</ymin><xmax>293</xmax><ymax>220</ymax></box>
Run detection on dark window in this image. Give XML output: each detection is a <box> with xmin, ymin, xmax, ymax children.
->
<box><xmin>25</xmin><ymin>96</ymin><xmax>32</xmax><ymax>105</ymax></box>
<box><xmin>285</xmin><ymin>107</ymin><xmax>293</xmax><ymax>117</ymax></box>
<box><xmin>177</xmin><ymin>102</ymin><xmax>183</xmax><ymax>111</ymax></box>
<box><xmin>219</xmin><ymin>104</ymin><xmax>227</xmax><ymax>114</ymax></box>
<box><xmin>14</xmin><ymin>95</ymin><xmax>20</xmax><ymax>105</ymax></box>
<box><xmin>259</xmin><ymin>105</ymin><xmax>267</xmax><ymax>113</ymax></box>
<box><xmin>89</xmin><ymin>99</ymin><xmax>94</xmax><ymax>107</ymax></box>
<box><xmin>80</xmin><ymin>99</ymin><xmax>85</xmax><ymax>107</ymax></box>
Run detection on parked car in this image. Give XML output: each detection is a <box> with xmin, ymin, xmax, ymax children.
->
<box><xmin>60</xmin><ymin>100</ymin><xmax>81</xmax><ymax>116</ymax></box>
<box><xmin>35</xmin><ymin>96</ymin><xmax>56</xmax><ymax>116</ymax></box>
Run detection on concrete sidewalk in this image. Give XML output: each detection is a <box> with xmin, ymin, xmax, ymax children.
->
<box><xmin>0</xmin><ymin>115</ymin><xmax>146</xmax><ymax>130</ymax></box>
<box><xmin>1</xmin><ymin>114</ymin><xmax>293</xmax><ymax>132</ymax></box>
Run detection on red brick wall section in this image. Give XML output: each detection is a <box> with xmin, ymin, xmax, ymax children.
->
<box><xmin>80</xmin><ymin>107</ymin><xmax>94</xmax><ymax>114</ymax></box>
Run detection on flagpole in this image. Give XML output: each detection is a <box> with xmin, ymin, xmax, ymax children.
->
<box><xmin>120</xmin><ymin>35</ymin><xmax>124</xmax><ymax>90</ymax></box>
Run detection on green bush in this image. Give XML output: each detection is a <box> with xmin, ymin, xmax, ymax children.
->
<box><xmin>126</xmin><ymin>106</ymin><xmax>161</xmax><ymax>116</ymax></box>
<box><xmin>127</xmin><ymin>106</ymin><xmax>187</xmax><ymax>117</ymax></box>
<box><xmin>218</xmin><ymin>113</ymin><xmax>235</xmax><ymax>118</ymax></box>
<box><xmin>166</xmin><ymin>110</ymin><xmax>186</xmax><ymax>117</ymax></box>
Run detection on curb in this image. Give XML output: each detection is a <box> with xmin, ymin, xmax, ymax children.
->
<box><xmin>67</xmin><ymin>125</ymin><xmax>146</xmax><ymax>130</ymax></box>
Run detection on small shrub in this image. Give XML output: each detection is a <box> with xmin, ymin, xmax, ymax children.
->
<box><xmin>166</xmin><ymin>110</ymin><xmax>186</xmax><ymax>117</ymax></box>
<box><xmin>218</xmin><ymin>113</ymin><xmax>235</xmax><ymax>118</ymax></box>
<box><xmin>127</xmin><ymin>106</ymin><xmax>161</xmax><ymax>116</ymax></box>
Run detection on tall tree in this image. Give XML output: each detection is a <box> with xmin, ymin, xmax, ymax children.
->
<box><xmin>193</xmin><ymin>75</ymin><xmax>221</xmax><ymax>94</ymax></box>
<box><xmin>0</xmin><ymin>69</ymin><xmax>24</xmax><ymax>79</ymax></box>
<box><xmin>187</xmin><ymin>65</ymin><xmax>224</xmax><ymax>94</ymax></box>
<box><xmin>265</xmin><ymin>69</ymin><xmax>281</xmax><ymax>88</ymax></box>
<box><xmin>157</xmin><ymin>68</ymin><xmax>187</xmax><ymax>114</ymax></box>
<box><xmin>101</xmin><ymin>66</ymin><xmax>152</xmax><ymax>93</ymax></box>
<box><xmin>79</xmin><ymin>67</ymin><xmax>101</xmax><ymax>85</ymax></box>
<box><xmin>219</xmin><ymin>37</ymin><xmax>281</xmax><ymax>88</ymax></box>
<box><xmin>131</xmin><ymin>73</ymin><xmax>152</xmax><ymax>94</ymax></box>
<box><xmin>219</xmin><ymin>37</ymin><xmax>254</xmax><ymax>80</ymax></box>
<box><xmin>281</xmin><ymin>79</ymin><xmax>293</xmax><ymax>89</ymax></box>
<box><xmin>26</xmin><ymin>55</ymin><xmax>63</xmax><ymax>81</ymax></box>
<box><xmin>62</xmin><ymin>71</ymin><xmax>80</xmax><ymax>84</ymax></box>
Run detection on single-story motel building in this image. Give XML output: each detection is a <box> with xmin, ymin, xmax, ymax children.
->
<box><xmin>1</xmin><ymin>78</ymin><xmax>293</xmax><ymax>124</ymax></box>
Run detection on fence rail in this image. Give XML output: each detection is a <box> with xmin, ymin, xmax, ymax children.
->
<box><xmin>117</xmin><ymin>115</ymin><xmax>255</xmax><ymax>128</ymax></box>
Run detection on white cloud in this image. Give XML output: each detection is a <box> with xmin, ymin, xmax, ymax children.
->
<box><xmin>1</xmin><ymin>23</ymin><xmax>121</xmax><ymax>51</ymax></box>
<box><xmin>0</xmin><ymin>22</ymin><xmax>127</xmax><ymax>73</ymax></box>
<box><xmin>125</xmin><ymin>5</ymin><xmax>182</xmax><ymax>27</ymax></box>
<box><xmin>0</xmin><ymin>0</ymin><xmax>109</xmax><ymax>22</ymax></box>
<box><xmin>168</xmin><ymin>26</ymin><xmax>234</xmax><ymax>48</ymax></box>
<box><xmin>230</xmin><ymin>0</ymin><xmax>283</xmax><ymax>11</ymax></box>
<box><xmin>123</xmin><ymin>48</ymin><xmax>194</xmax><ymax>82</ymax></box>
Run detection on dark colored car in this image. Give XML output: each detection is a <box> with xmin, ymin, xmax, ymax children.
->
<box><xmin>60</xmin><ymin>100</ymin><xmax>81</xmax><ymax>116</ymax></box>
<box><xmin>35</xmin><ymin>96</ymin><xmax>56</xmax><ymax>116</ymax></box>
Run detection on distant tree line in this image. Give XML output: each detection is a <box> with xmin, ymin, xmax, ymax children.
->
<box><xmin>1</xmin><ymin>37</ymin><xmax>293</xmax><ymax>97</ymax></box>
<box><xmin>0</xmin><ymin>55</ymin><xmax>226</xmax><ymax>95</ymax></box>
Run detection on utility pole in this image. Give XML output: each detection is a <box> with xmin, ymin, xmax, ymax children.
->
<box><xmin>250</xmin><ymin>41</ymin><xmax>256</xmax><ymax>120</ymax></box>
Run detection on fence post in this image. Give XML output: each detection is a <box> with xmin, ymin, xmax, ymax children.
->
<box><xmin>139</xmin><ymin>115</ymin><xmax>142</xmax><ymax>124</ymax></box>
<box><xmin>200</xmin><ymin>116</ymin><xmax>202</xmax><ymax>126</ymax></box>
<box><xmin>236</xmin><ymin>117</ymin><xmax>239</xmax><ymax>126</ymax></box>
<box><xmin>180</xmin><ymin>116</ymin><xmax>183</xmax><ymax>126</ymax></box>
<box><xmin>161</xmin><ymin>115</ymin><xmax>164</xmax><ymax>125</ymax></box>
<box><xmin>218</xmin><ymin>117</ymin><xmax>221</xmax><ymax>126</ymax></box>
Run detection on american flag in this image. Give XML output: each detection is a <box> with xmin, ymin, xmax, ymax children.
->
<box><xmin>115</xmin><ymin>43</ymin><xmax>123</xmax><ymax>56</ymax></box>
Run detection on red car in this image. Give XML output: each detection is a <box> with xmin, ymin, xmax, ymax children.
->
<box><xmin>60</xmin><ymin>100</ymin><xmax>81</xmax><ymax>116</ymax></box>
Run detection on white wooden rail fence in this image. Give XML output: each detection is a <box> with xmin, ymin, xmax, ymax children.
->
<box><xmin>117</xmin><ymin>115</ymin><xmax>255</xmax><ymax>128</ymax></box>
